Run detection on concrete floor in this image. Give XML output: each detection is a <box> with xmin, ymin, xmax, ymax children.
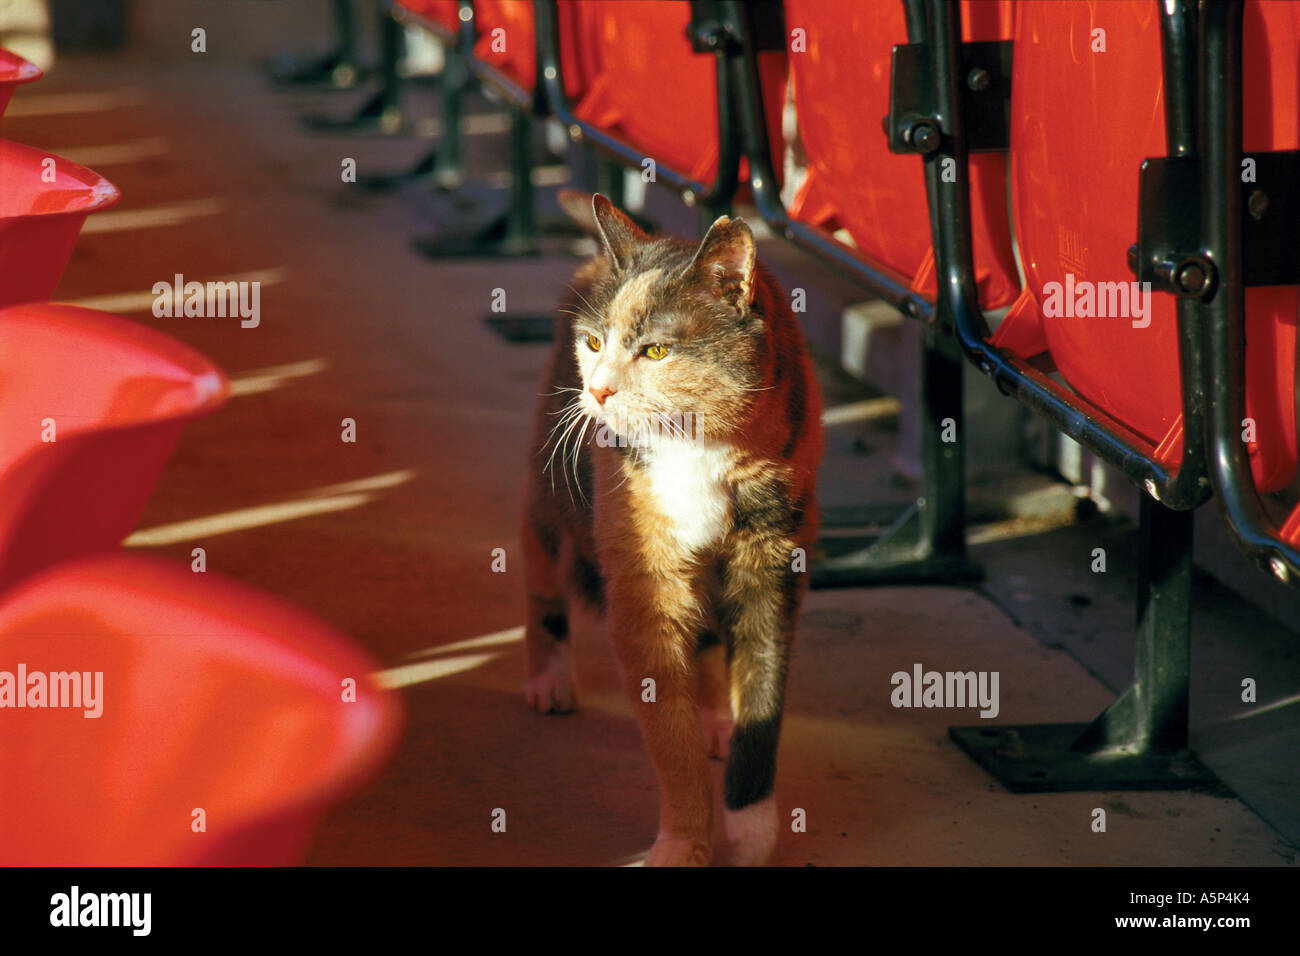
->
<box><xmin>7</xmin><ymin>0</ymin><xmax>1294</xmax><ymax>865</ymax></box>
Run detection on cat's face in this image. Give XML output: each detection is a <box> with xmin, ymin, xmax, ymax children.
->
<box><xmin>571</xmin><ymin>197</ymin><xmax>765</xmax><ymax>446</ymax></box>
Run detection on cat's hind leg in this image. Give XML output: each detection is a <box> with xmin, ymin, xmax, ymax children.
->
<box><xmin>696</xmin><ymin>634</ymin><xmax>733</xmax><ymax>760</ymax></box>
<box><xmin>522</xmin><ymin>517</ymin><xmax>579</xmax><ymax>714</ymax></box>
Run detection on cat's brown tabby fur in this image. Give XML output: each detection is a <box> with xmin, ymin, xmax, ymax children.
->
<box><xmin>521</xmin><ymin>195</ymin><xmax>822</xmax><ymax>866</ymax></box>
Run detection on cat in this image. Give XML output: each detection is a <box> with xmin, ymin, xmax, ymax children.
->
<box><xmin>521</xmin><ymin>194</ymin><xmax>823</xmax><ymax>866</ymax></box>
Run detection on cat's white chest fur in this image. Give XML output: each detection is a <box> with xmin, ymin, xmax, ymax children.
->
<box><xmin>642</xmin><ymin>439</ymin><xmax>733</xmax><ymax>553</ymax></box>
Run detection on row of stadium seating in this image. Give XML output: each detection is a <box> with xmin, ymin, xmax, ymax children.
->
<box><xmin>0</xmin><ymin>48</ymin><xmax>403</xmax><ymax>865</ymax></box>
<box><xmin>350</xmin><ymin>0</ymin><xmax>1297</xmax><ymax>792</ymax></box>
<box><xmin>393</xmin><ymin>0</ymin><xmax>1298</xmax><ymax>537</ymax></box>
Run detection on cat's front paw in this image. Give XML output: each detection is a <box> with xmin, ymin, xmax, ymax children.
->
<box><xmin>525</xmin><ymin>648</ymin><xmax>579</xmax><ymax>713</ymax></box>
<box><xmin>644</xmin><ymin>833</ymin><xmax>711</xmax><ymax>867</ymax></box>
<box><xmin>724</xmin><ymin>797</ymin><xmax>778</xmax><ymax>866</ymax></box>
<box><xmin>700</xmin><ymin>708</ymin><xmax>733</xmax><ymax>760</ymax></box>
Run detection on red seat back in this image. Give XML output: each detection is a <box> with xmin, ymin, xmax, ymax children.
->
<box><xmin>0</xmin><ymin>555</ymin><xmax>404</xmax><ymax>865</ymax></box>
<box><xmin>0</xmin><ymin>140</ymin><xmax>119</xmax><ymax>307</ymax></box>
<box><xmin>1002</xmin><ymin>0</ymin><xmax>1298</xmax><ymax>491</ymax></box>
<box><xmin>473</xmin><ymin>0</ymin><xmax>536</xmax><ymax>93</ymax></box>
<box><xmin>784</xmin><ymin>0</ymin><xmax>1019</xmax><ymax>307</ymax></box>
<box><xmin>560</xmin><ymin>0</ymin><xmax>785</xmax><ymax>189</ymax></box>
<box><xmin>0</xmin><ymin>304</ymin><xmax>228</xmax><ymax>592</ymax></box>
<box><xmin>396</xmin><ymin>0</ymin><xmax>462</xmax><ymax>34</ymax></box>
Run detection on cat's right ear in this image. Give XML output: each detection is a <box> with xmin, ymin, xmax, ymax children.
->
<box><xmin>592</xmin><ymin>194</ymin><xmax>648</xmax><ymax>273</ymax></box>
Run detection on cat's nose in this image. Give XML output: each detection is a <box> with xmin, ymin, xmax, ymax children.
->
<box><xmin>589</xmin><ymin>385</ymin><xmax>617</xmax><ymax>405</ymax></box>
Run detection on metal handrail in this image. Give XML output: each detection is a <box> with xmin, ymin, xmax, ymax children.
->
<box><xmin>1198</xmin><ymin>0</ymin><xmax>1300</xmax><ymax>585</ymax></box>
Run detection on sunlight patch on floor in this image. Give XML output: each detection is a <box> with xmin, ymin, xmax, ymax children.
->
<box><xmin>58</xmin><ymin>137</ymin><xmax>169</xmax><ymax>167</ymax></box>
<box><xmin>821</xmin><ymin>397</ymin><xmax>901</xmax><ymax>427</ymax></box>
<box><xmin>373</xmin><ymin>652</ymin><xmax>501</xmax><ymax>690</ymax></box>
<box><xmin>399</xmin><ymin>626</ymin><xmax>526</xmax><ymax>660</ymax></box>
<box><xmin>124</xmin><ymin>470</ymin><xmax>416</xmax><ymax>546</ymax></box>
<box><xmin>4</xmin><ymin>88</ymin><xmax>146</xmax><ymax>117</ymax></box>
<box><xmin>80</xmin><ymin>197</ymin><xmax>225</xmax><ymax>235</ymax></box>
<box><xmin>229</xmin><ymin>358</ymin><xmax>331</xmax><ymax>397</ymax></box>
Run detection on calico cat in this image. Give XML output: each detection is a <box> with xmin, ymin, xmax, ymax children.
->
<box><xmin>521</xmin><ymin>194</ymin><xmax>823</xmax><ymax>866</ymax></box>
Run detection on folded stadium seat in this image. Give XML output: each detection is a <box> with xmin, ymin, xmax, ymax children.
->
<box><xmin>998</xmin><ymin>0</ymin><xmax>1298</xmax><ymax>492</ymax></box>
<box><xmin>0</xmin><ymin>304</ymin><xmax>229</xmax><ymax>593</ymax></box>
<box><xmin>472</xmin><ymin>0</ymin><xmax>536</xmax><ymax>94</ymax></box>
<box><xmin>783</xmin><ymin>0</ymin><xmax>1020</xmax><ymax>308</ymax></box>
<box><xmin>0</xmin><ymin>47</ymin><xmax>41</xmax><ymax>118</ymax></box>
<box><xmin>0</xmin><ymin>554</ymin><xmax>405</xmax><ymax>865</ymax></box>
<box><xmin>0</xmin><ymin>140</ymin><xmax>120</xmax><ymax>308</ymax></box>
<box><xmin>559</xmin><ymin>0</ymin><xmax>786</xmax><ymax>193</ymax></box>
<box><xmin>554</xmin><ymin>0</ymin><xmax>596</xmax><ymax>102</ymax></box>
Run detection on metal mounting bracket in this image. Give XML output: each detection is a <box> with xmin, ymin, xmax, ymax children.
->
<box><xmin>887</xmin><ymin>39</ymin><xmax>1012</xmax><ymax>155</ymax></box>
<box><xmin>1131</xmin><ymin>149</ymin><xmax>1300</xmax><ymax>295</ymax></box>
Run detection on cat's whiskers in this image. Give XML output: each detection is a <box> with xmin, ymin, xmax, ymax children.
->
<box><xmin>544</xmin><ymin>400</ymin><xmax>584</xmax><ymax>417</ymax></box>
<box><xmin>540</xmin><ymin>385</ymin><xmax>585</xmax><ymax>400</ymax></box>
<box><xmin>542</xmin><ymin>400</ymin><xmax>588</xmax><ymax>498</ymax></box>
<box><xmin>637</xmin><ymin>399</ymin><xmax>696</xmax><ymax>443</ymax></box>
<box><xmin>541</xmin><ymin>398</ymin><xmax>583</xmax><ymax>449</ymax></box>
<box><xmin>569</xmin><ymin>414</ymin><xmax>594</xmax><ymax>505</ymax></box>
<box><xmin>565</xmin><ymin>282</ymin><xmax>603</xmax><ymax>321</ymax></box>
<box><xmin>651</xmin><ymin>409</ymin><xmax>688</xmax><ymax>442</ymax></box>
<box><xmin>553</xmin><ymin>417</ymin><xmax>587</xmax><ymax>502</ymax></box>
<box><xmin>604</xmin><ymin>442</ymin><xmax>645</xmax><ymax>495</ymax></box>
<box><xmin>555</xmin><ymin>306</ymin><xmax>603</xmax><ymax>327</ymax></box>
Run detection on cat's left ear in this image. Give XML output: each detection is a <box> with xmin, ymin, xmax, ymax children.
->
<box><xmin>592</xmin><ymin>194</ymin><xmax>649</xmax><ymax>272</ymax></box>
<box><xmin>688</xmin><ymin>215</ymin><xmax>756</xmax><ymax>313</ymax></box>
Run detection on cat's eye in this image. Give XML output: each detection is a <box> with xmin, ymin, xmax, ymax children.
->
<box><xmin>585</xmin><ymin>334</ymin><xmax>602</xmax><ymax>352</ymax></box>
<box><xmin>643</xmin><ymin>344</ymin><xmax>669</xmax><ymax>361</ymax></box>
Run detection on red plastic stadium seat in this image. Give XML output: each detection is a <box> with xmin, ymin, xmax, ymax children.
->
<box><xmin>0</xmin><ymin>303</ymin><xmax>228</xmax><ymax>593</ymax></box>
<box><xmin>396</xmin><ymin>0</ymin><xmax>462</xmax><ymax>34</ymax></box>
<box><xmin>999</xmin><ymin>0</ymin><xmax>1298</xmax><ymax>492</ymax></box>
<box><xmin>473</xmin><ymin>0</ymin><xmax>536</xmax><ymax>93</ymax></box>
<box><xmin>0</xmin><ymin>48</ymin><xmax>41</xmax><ymax>119</ymax></box>
<box><xmin>0</xmin><ymin>554</ymin><xmax>404</xmax><ymax>865</ymax></box>
<box><xmin>784</xmin><ymin>0</ymin><xmax>1019</xmax><ymax>308</ymax></box>
<box><xmin>0</xmin><ymin>140</ymin><xmax>120</xmax><ymax>308</ymax></box>
<box><xmin>560</xmin><ymin>0</ymin><xmax>785</xmax><ymax>189</ymax></box>
<box><xmin>554</xmin><ymin>0</ymin><xmax>595</xmax><ymax>101</ymax></box>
